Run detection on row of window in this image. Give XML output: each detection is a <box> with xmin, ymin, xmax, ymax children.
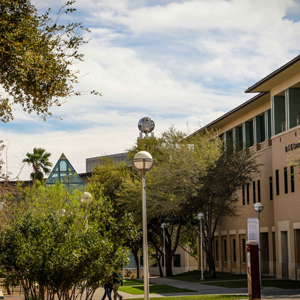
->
<box><xmin>215</xmin><ymin>238</ymin><xmax>246</xmax><ymax>264</ymax></box>
<box><xmin>242</xmin><ymin>180</ymin><xmax>261</xmax><ymax>205</ymax></box>
<box><xmin>242</xmin><ymin>166</ymin><xmax>295</xmax><ymax>204</ymax></box>
<box><xmin>222</xmin><ymin>109</ymin><xmax>271</xmax><ymax>153</ymax></box>
<box><xmin>269</xmin><ymin>166</ymin><xmax>295</xmax><ymax>200</ymax></box>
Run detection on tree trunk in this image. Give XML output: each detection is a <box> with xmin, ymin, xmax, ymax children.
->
<box><xmin>39</xmin><ymin>285</ymin><xmax>45</xmax><ymax>300</ymax></box>
<box><xmin>132</xmin><ymin>248</ymin><xmax>140</xmax><ymax>279</ymax></box>
<box><xmin>206</xmin><ymin>250</ymin><xmax>216</xmax><ymax>278</ymax></box>
<box><xmin>205</xmin><ymin>229</ymin><xmax>216</xmax><ymax>278</ymax></box>
<box><xmin>166</xmin><ymin>251</ymin><xmax>173</xmax><ymax>276</ymax></box>
<box><xmin>155</xmin><ymin>251</ymin><xmax>163</xmax><ymax>277</ymax></box>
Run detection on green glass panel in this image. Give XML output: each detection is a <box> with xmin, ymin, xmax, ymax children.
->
<box><xmin>60</xmin><ymin>160</ymin><xmax>67</xmax><ymax>171</ymax></box>
<box><xmin>47</xmin><ymin>173</ymin><xmax>59</xmax><ymax>184</ymax></box>
<box><xmin>45</xmin><ymin>154</ymin><xmax>85</xmax><ymax>190</ymax></box>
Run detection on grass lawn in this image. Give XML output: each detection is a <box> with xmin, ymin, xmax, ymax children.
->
<box><xmin>123</xmin><ymin>279</ymin><xmax>144</xmax><ymax>286</ymax></box>
<box><xmin>125</xmin><ymin>295</ymin><xmax>248</xmax><ymax>300</ymax></box>
<box><xmin>169</xmin><ymin>270</ymin><xmax>275</xmax><ymax>282</ymax></box>
<box><xmin>120</xmin><ymin>284</ymin><xmax>195</xmax><ymax>295</ymax></box>
<box><xmin>203</xmin><ymin>279</ymin><xmax>300</xmax><ymax>289</ymax></box>
<box><xmin>169</xmin><ymin>270</ymin><xmax>248</xmax><ymax>282</ymax></box>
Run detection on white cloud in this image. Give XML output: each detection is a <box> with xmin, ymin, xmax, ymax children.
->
<box><xmin>3</xmin><ymin>0</ymin><xmax>300</xmax><ymax>180</ymax></box>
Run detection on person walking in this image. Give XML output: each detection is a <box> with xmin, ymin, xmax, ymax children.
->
<box><xmin>112</xmin><ymin>272</ymin><xmax>123</xmax><ymax>300</ymax></box>
<box><xmin>101</xmin><ymin>279</ymin><xmax>113</xmax><ymax>300</ymax></box>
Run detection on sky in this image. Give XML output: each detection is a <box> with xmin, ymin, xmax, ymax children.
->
<box><xmin>2</xmin><ymin>0</ymin><xmax>300</xmax><ymax>180</ymax></box>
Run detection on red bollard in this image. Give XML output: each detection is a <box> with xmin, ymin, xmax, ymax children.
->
<box><xmin>247</xmin><ymin>241</ymin><xmax>261</xmax><ymax>300</ymax></box>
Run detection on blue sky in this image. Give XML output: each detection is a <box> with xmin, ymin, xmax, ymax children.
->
<box><xmin>2</xmin><ymin>0</ymin><xmax>300</xmax><ymax>179</ymax></box>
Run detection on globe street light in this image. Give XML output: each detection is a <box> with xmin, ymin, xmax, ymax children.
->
<box><xmin>197</xmin><ymin>213</ymin><xmax>205</xmax><ymax>281</ymax></box>
<box><xmin>161</xmin><ymin>223</ymin><xmax>167</xmax><ymax>277</ymax></box>
<box><xmin>132</xmin><ymin>151</ymin><xmax>154</xmax><ymax>300</ymax></box>
<box><xmin>81</xmin><ymin>192</ymin><xmax>92</xmax><ymax>230</ymax></box>
<box><xmin>253</xmin><ymin>202</ymin><xmax>264</xmax><ymax>288</ymax></box>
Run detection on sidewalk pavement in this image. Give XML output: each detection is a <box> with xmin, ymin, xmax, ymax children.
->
<box><xmin>113</xmin><ymin>277</ymin><xmax>300</xmax><ymax>300</ymax></box>
<box><xmin>3</xmin><ymin>277</ymin><xmax>300</xmax><ymax>300</ymax></box>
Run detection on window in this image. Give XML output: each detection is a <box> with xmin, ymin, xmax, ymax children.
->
<box><xmin>258</xmin><ymin>180</ymin><xmax>261</xmax><ymax>202</ymax></box>
<box><xmin>233</xmin><ymin>239</ymin><xmax>236</xmax><ymax>263</ymax></box>
<box><xmin>242</xmin><ymin>185</ymin><xmax>245</xmax><ymax>205</ymax></box>
<box><xmin>257</xmin><ymin>115</ymin><xmax>265</xmax><ymax>143</ymax></box>
<box><xmin>173</xmin><ymin>254</ymin><xmax>181</xmax><ymax>267</ymax></box>
<box><xmin>269</xmin><ymin>177</ymin><xmax>273</xmax><ymax>200</ymax></box>
<box><xmin>253</xmin><ymin>181</ymin><xmax>256</xmax><ymax>203</ymax></box>
<box><xmin>236</xmin><ymin>126</ymin><xmax>243</xmax><ymax>151</ymax></box>
<box><xmin>284</xmin><ymin>167</ymin><xmax>288</xmax><ymax>194</ymax></box>
<box><xmin>224</xmin><ymin>239</ymin><xmax>227</xmax><ymax>262</ymax></box>
<box><xmin>276</xmin><ymin>169</ymin><xmax>279</xmax><ymax>195</ymax></box>
<box><xmin>242</xmin><ymin>239</ymin><xmax>246</xmax><ymax>263</ymax></box>
<box><xmin>291</xmin><ymin>166</ymin><xmax>295</xmax><ymax>193</ymax></box>
<box><xmin>215</xmin><ymin>240</ymin><xmax>219</xmax><ymax>262</ymax></box>
<box><xmin>247</xmin><ymin>183</ymin><xmax>250</xmax><ymax>204</ymax></box>
<box><xmin>249</xmin><ymin>120</ymin><xmax>254</xmax><ymax>147</ymax></box>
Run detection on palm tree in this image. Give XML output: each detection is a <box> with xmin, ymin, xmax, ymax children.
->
<box><xmin>23</xmin><ymin>148</ymin><xmax>52</xmax><ymax>182</ymax></box>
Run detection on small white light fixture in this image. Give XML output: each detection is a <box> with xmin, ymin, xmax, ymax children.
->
<box><xmin>132</xmin><ymin>151</ymin><xmax>154</xmax><ymax>172</ymax></box>
<box><xmin>81</xmin><ymin>192</ymin><xmax>92</xmax><ymax>204</ymax></box>
<box><xmin>161</xmin><ymin>223</ymin><xmax>167</xmax><ymax>229</ymax></box>
<box><xmin>197</xmin><ymin>213</ymin><xmax>204</xmax><ymax>221</ymax></box>
<box><xmin>253</xmin><ymin>202</ymin><xmax>264</xmax><ymax>213</ymax></box>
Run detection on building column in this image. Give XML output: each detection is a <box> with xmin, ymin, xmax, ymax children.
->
<box><xmin>271</xmin><ymin>97</ymin><xmax>276</xmax><ymax>137</ymax></box>
<box><xmin>242</xmin><ymin>122</ymin><xmax>246</xmax><ymax>149</ymax></box>
<box><xmin>264</xmin><ymin>110</ymin><xmax>269</xmax><ymax>140</ymax></box>
<box><xmin>285</xmin><ymin>89</ymin><xmax>290</xmax><ymax>130</ymax></box>
<box><xmin>253</xmin><ymin>116</ymin><xmax>258</xmax><ymax>145</ymax></box>
<box><xmin>232</xmin><ymin>127</ymin><xmax>237</xmax><ymax>153</ymax></box>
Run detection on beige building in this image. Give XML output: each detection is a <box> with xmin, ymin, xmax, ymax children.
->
<box><xmin>187</xmin><ymin>55</ymin><xmax>300</xmax><ymax>280</ymax></box>
<box><xmin>88</xmin><ymin>57</ymin><xmax>300</xmax><ymax>279</ymax></box>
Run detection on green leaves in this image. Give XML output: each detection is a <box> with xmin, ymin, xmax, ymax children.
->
<box><xmin>0</xmin><ymin>183</ymin><xmax>132</xmax><ymax>300</ymax></box>
<box><xmin>22</xmin><ymin>147</ymin><xmax>52</xmax><ymax>182</ymax></box>
<box><xmin>0</xmin><ymin>0</ymin><xmax>100</xmax><ymax>122</ymax></box>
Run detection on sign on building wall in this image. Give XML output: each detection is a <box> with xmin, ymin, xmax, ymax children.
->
<box><xmin>247</xmin><ymin>218</ymin><xmax>260</xmax><ymax>247</ymax></box>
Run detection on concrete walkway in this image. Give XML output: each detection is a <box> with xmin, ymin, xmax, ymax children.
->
<box><xmin>111</xmin><ymin>277</ymin><xmax>300</xmax><ymax>300</ymax></box>
<box><xmin>3</xmin><ymin>278</ymin><xmax>300</xmax><ymax>300</ymax></box>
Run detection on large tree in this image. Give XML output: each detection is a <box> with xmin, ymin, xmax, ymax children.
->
<box><xmin>128</xmin><ymin>127</ymin><xmax>260</xmax><ymax>278</ymax></box>
<box><xmin>22</xmin><ymin>147</ymin><xmax>52</xmax><ymax>182</ymax></box>
<box><xmin>88</xmin><ymin>159</ymin><xmax>143</xmax><ymax>278</ymax></box>
<box><xmin>125</xmin><ymin>127</ymin><xmax>223</xmax><ymax>276</ymax></box>
<box><xmin>0</xmin><ymin>182</ymin><xmax>132</xmax><ymax>300</ymax></box>
<box><xmin>0</xmin><ymin>0</ymin><xmax>100</xmax><ymax>122</ymax></box>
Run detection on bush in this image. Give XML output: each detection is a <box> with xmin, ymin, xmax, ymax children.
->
<box><xmin>124</xmin><ymin>269</ymin><xmax>132</xmax><ymax>278</ymax></box>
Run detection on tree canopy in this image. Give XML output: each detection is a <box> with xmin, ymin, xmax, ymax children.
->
<box><xmin>126</xmin><ymin>127</ymin><xmax>261</xmax><ymax>277</ymax></box>
<box><xmin>0</xmin><ymin>183</ymin><xmax>133</xmax><ymax>300</ymax></box>
<box><xmin>0</xmin><ymin>0</ymin><xmax>100</xmax><ymax>122</ymax></box>
<box><xmin>88</xmin><ymin>127</ymin><xmax>261</xmax><ymax>278</ymax></box>
<box><xmin>22</xmin><ymin>147</ymin><xmax>52</xmax><ymax>182</ymax></box>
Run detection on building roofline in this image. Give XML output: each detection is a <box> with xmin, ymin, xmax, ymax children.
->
<box><xmin>245</xmin><ymin>55</ymin><xmax>300</xmax><ymax>93</ymax></box>
<box><xmin>190</xmin><ymin>92</ymin><xmax>268</xmax><ymax>137</ymax></box>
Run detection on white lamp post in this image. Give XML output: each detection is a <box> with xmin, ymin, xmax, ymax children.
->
<box><xmin>132</xmin><ymin>151</ymin><xmax>154</xmax><ymax>300</ymax></box>
<box><xmin>253</xmin><ymin>202</ymin><xmax>264</xmax><ymax>288</ymax></box>
<box><xmin>197</xmin><ymin>213</ymin><xmax>205</xmax><ymax>281</ymax></box>
<box><xmin>81</xmin><ymin>192</ymin><xmax>92</xmax><ymax>230</ymax></box>
<box><xmin>161</xmin><ymin>222</ymin><xmax>167</xmax><ymax>277</ymax></box>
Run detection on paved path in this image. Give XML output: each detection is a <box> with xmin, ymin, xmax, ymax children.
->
<box><xmin>3</xmin><ymin>278</ymin><xmax>300</xmax><ymax>300</ymax></box>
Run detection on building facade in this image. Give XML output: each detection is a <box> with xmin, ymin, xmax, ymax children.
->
<box><xmin>191</xmin><ymin>55</ymin><xmax>300</xmax><ymax>280</ymax></box>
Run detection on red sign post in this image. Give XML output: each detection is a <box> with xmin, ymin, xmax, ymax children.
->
<box><xmin>247</xmin><ymin>241</ymin><xmax>261</xmax><ymax>300</ymax></box>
